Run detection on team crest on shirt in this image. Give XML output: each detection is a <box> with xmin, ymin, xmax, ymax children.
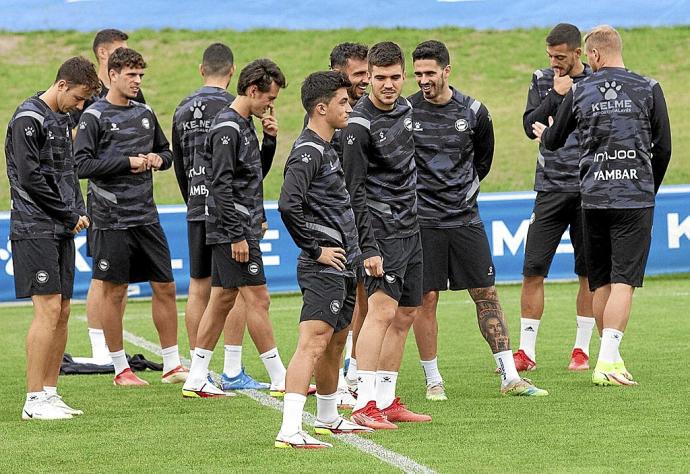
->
<box><xmin>244</xmin><ymin>136</ymin><xmax>250</xmax><ymax>146</ymax></box>
<box><xmin>455</xmin><ymin>119</ymin><xmax>469</xmax><ymax>132</ymax></box>
<box><xmin>24</xmin><ymin>127</ymin><xmax>35</xmax><ymax>137</ymax></box>
<box><xmin>110</xmin><ymin>123</ymin><xmax>120</xmax><ymax>131</ymax></box>
<box><xmin>378</xmin><ymin>131</ymin><xmax>386</xmax><ymax>142</ymax></box>
<box><xmin>248</xmin><ymin>262</ymin><xmax>260</xmax><ymax>275</ymax></box>
<box><xmin>35</xmin><ymin>270</ymin><xmax>49</xmax><ymax>284</ymax></box>
<box><xmin>488</xmin><ymin>266</ymin><xmax>494</xmax><ymax>276</ymax></box>
<box><xmin>98</xmin><ymin>259</ymin><xmax>110</xmax><ymax>272</ymax></box>
<box><xmin>403</xmin><ymin>117</ymin><xmax>413</xmax><ymax>131</ymax></box>
<box><xmin>48</xmin><ymin>130</ymin><xmax>55</xmax><ymax>140</ymax></box>
<box><xmin>141</xmin><ymin>118</ymin><xmax>150</xmax><ymax>129</ymax></box>
<box><xmin>529</xmin><ymin>212</ymin><xmax>536</xmax><ymax>224</ymax></box>
<box><xmin>330</xmin><ymin>300</ymin><xmax>341</xmax><ymax>314</ymax></box>
<box><xmin>384</xmin><ymin>274</ymin><xmax>396</xmax><ymax>283</ymax></box>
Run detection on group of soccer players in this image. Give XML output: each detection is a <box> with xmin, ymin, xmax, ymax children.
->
<box><xmin>7</xmin><ymin>22</ymin><xmax>671</xmax><ymax>450</ymax></box>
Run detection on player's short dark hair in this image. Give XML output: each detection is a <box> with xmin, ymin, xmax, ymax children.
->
<box><xmin>55</xmin><ymin>56</ymin><xmax>101</xmax><ymax>95</ymax></box>
<box><xmin>301</xmin><ymin>70</ymin><xmax>352</xmax><ymax>116</ymax></box>
<box><xmin>92</xmin><ymin>28</ymin><xmax>129</xmax><ymax>58</ymax></box>
<box><xmin>546</xmin><ymin>23</ymin><xmax>582</xmax><ymax>50</ymax></box>
<box><xmin>236</xmin><ymin>59</ymin><xmax>286</xmax><ymax>96</ymax></box>
<box><xmin>412</xmin><ymin>40</ymin><xmax>450</xmax><ymax>68</ymax></box>
<box><xmin>368</xmin><ymin>41</ymin><xmax>405</xmax><ymax>71</ymax></box>
<box><xmin>329</xmin><ymin>43</ymin><xmax>368</xmax><ymax>69</ymax></box>
<box><xmin>108</xmin><ymin>47</ymin><xmax>147</xmax><ymax>73</ymax></box>
<box><xmin>202</xmin><ymin>43</ymin><xmax>234</xmax><ymax>77</ymax></box>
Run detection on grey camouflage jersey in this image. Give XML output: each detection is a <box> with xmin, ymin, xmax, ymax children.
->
<box><xmin>543</xmin><ymin>67</ymin><xmax>672</xmax><ymax>209</ymax></box>
<box><xmin>172</xmin><ymin>86</ymin><xmax>234</xmax><ymax>221</ymax></box>
<box><xmin>279</xmin><ymin>128</ymin><xmax>361</xmax><ymax>276</ymax></box>
<box><xmin>74</xmin><ymin>98</ymin><xmax>172</xmax><ymax>230</ymax></box>
<box><xmin>409</xmin><ymin>88</ymin><xmax>494</xmax><ymax>228</ymax></box>
<box><xmin>5</xmin><ymin>95</ymin><xmax>85</xmax><ymax>240</ymax></box>
<box><xmin>342</xmin><ymin>96</ymin><xmax>418</xmax><ymax>259</ymax></box>
<box><xmin>523</xmin><ymin>65</ymin><xmax>592</xmax><ymax>192</ymax></box>
<box><xmin>205</xmin><ymin>107</ymin><xmax>264</xmax><ymax>245</ymax></box>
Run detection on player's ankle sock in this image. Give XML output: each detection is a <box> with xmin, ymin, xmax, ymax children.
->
<box><xmin>280</xmin><ymin>393</ymin><xmax>306</xmax><ymax>435</ymax></box>
<box><xmin>43</xmin><ymin>386</ymin><xmax>57</xmax><ymax>396</ymax></box>
<box><xmin>316</xmin><ymin>391</ymin><xmax>339</xmax><ymax>424</ymax></box>
<box><xmin>186</xmin><ymin>348</ymin><xmax>213</xmax><ymax>388</ymax></box>
<box><xmin>598</xmin><ymin>328</ymin><xmax>624</xmax><ymax>365</ymax></box>
<box><xmin>223</xmin><ymin>345</ymin><xmax>242</xmax><ymax>378</ymax></box>
<box><xmin>260</xmin><ymin>348</ymin><xmax>287</xmax><ymax>387</ymax></box>
<box><xmin>615</xmin><ymin>349</ymin><xmax>624</xmax><ymax>364</ymax></box>
<box><xmin>345</xmin><ymin>330</ymin><xmax>353</xmax><ymax>360</ymax></box>
<box><xmin>189</xmin><ymin>349</ymin><xmax>195</xmax><ymax>361</ymax></box>
<box><xmin>375</xmin><ymin>370</ymin><xmax>398</xmax><ymax>410</ymax></box>
<box><xmin>420</xmin><ymin>357</ymin><xmax>443</xmax><ymax>386</ymax></box>
<box><xmin>519</xmin><ymin>318</ymin><xmax>540</xmax><ymax>361</ymax></box>
<box><xmin>337</xmin><ymin>368</ymin><xmax>347</xmax><ymax>390</ymax></box>
<box><xmin>88</xmin><ymin>327</ymin><xmax>109</xmax><ymax>359</ymax></box>
<box><xmin>161</xmin><ymin>344</ymin><xmax>182</xmax><ymax>374</ymax></box>
<box><xmin>25</xmin><ymin>391</ymin><xmax>45</xmax><ymax>406</ymax></box>
<box><xmin>353</xmin><ymin>370</ymin><xmax>375</xmax><ymax>411</ymax></box>
<box><xmin>345</xmin><ymin>358</ymin><xmax>358</xmax><ymax>383</ymax></box>
<box><xmin>495</xmin><ymin>350</ymin><xmax>520</xmax><ymax>386</ymax></box>
<box><xmin>110</xmin><ymin>349</ymin><xmax>129</xmax><ymax>375</ymax></box>
<box><xmin>574</xmin><ymin>315</ymin><xmax>596</xmax><ymax>355</ymax></box>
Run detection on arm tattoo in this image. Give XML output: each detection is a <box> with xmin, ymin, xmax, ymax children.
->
<box><xmin>469</xmin><ymin>287</ymin><xmax>511</xmax><ymax>354</ymax></box>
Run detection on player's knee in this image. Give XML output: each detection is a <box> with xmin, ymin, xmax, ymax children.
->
<box><xmin>468</xmin><ymin>286</ymin><xmax>499</xmax><ymax>303</ymax></box>
<box><xmin>152</xmin><ymin>281</ymin><xmax>176</xmax><ymax>299</ymax></box>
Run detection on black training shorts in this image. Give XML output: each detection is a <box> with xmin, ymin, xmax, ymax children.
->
<box><xmin>12</xmin><ymin>238</ymin><xmax>75</xmax><ymax>300</ymax></box>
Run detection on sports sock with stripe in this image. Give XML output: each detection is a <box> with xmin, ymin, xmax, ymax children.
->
<box><xmin>260</xmin><ymin>347</ymin><xmax>286</xmax><ymax>387</ymax></box>
<box><xmin>519</xmin><ymin>318</ymin><xmax>540</xmax><ymax>361</ymax></box>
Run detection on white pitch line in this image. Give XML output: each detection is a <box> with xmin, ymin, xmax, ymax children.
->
<box><xmin>120</xmin><ymin>329</ymin><xmax>436</xmax><ymax>474</ymax></box>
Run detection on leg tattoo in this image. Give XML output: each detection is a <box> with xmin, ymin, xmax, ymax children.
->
<box><xmin>468</xmin><ymin>287</ymin><xmax>511</xmax><ymax>353</ymax></box>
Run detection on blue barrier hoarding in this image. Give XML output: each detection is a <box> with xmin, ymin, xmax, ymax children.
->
<box><xmin>1</xmin><ymin>186</ymin><xmax>689</xmax><ymax>302</ymax></box>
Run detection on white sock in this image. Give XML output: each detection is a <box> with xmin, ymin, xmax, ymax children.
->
<box><xmin>337</xmin><ymin>368</ymin><xmax>347</xmax><ymax>390</ymax></box>
<box><xmin>420</xmin><ymin>357</ymin><xmax>443</xmax><ymax>386</ymax></box>
<box><xmin>344</xmin><ymin>331</ymin><xmax>353</xmax><ymax>360</ymax></box>
<box><xmin>519</xmin><ymin>318</ymin><xmax>541</xmax><ymax>361</ymax></box>
<box><xmin>190</xmin><ymin>349</ymin><xmax>195</xmax><ymax>361</ymax></box>
<box><xmin>353</xmin><ymin>370</ymin><xmax>375</xmax><ymax>411</ymax></box>
<box><xmin>280</xmin><ymin>393</ymin><xmax>306</xmax><ymax>436</ymax></box>
<box><xmin>574</xmin><ymin>316</ymin><xmax>596</xmax><ymax>356</ymax></box>
<box><xmin>88</xmin><ymin>327</ymin><xmax>109</xmax><ymax>359</ymax></box>
<box><xmin>494</xmin><ymin>350</ymin><xmax>520</xmax><ymax>386</ymax></box>
<box><xmin>260</xmin><ymin>348</ymin><xmax>286</xmax><ymax>387</ymax></box>
<box><xmin>25</xmin><ymin>391</ymin><xmax>45</xmax><ymax>405</ymax></box>
<box><xmin>223</xmin><ymin>345</ymin><xmax>243</xmax><ymax>378</ymax></box>
<box><xmin>598</xmin><ymin>329</ymin><xmax>624</xmax><ymax>365</ymax></box>
<box><xmin>375</xmin><ymin>370</ymin><xmax>398</xmax><ymax>410</ymax></box>
<box><xmin>161</xmin><ymin>345</ymin><xmax>181</xmax><ymax>374</ymax></box>
<box><xmin>346</xmin><ymin>358</ymin><xmax>358</xmax><ymax>383</ymax></box>
<box><xmin>43</xmin><ymin>386</ymin><xmax>57</xmax><ymax>396</ymax></box>
<box><xmin>316</xmin><ymin>391</ymin><xmax>339</xmax><ymax>424</ymax></box>
<box><xmin>185</xmin><ymin>348</ymin><xmax>213</xmax><ymax>388</ymax></box>
<box><xmin>110</xmin><ymin>349</ymin><xmax>129</xmax><ymax>375</ymax></box>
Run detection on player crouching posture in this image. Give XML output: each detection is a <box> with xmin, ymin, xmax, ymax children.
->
<box><xmin>275</xmin><ymin>71</ymin><xmax>373</xmax><ymax>448</ymax></box>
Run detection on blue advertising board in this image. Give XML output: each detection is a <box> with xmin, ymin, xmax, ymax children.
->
<box><xmin>1</xmin><ymin>185</ymin><xmax>689</xmax><ymax>302</ymax></box>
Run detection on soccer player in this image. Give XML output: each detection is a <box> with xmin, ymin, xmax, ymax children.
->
<box><xmin>79</xmin><ymin>28</ymin><xmax>146</xmax><ymax>364</ymax></box>
<box><xmin>172</xmin><ymin>43</ymin><xmax>285</xmax><ymax>390</ymax></box>
<box><xmin>181</xmin><ymin>59</ymin><xmax>287</xmax><ymax>398</ymax></box>
<box><xmin>534</xmin><ymin>25</ymin><xmax>671</xmax><ymax>386</ymax></box>
<box><xmin>518</xmin><ymin>23</ymin><xmax>596</xmax><ymax>372</ymax></box>
<box><xmin>7</xmin><ymin>57</ymin><xmax>98</xmax><ymax>419</ymax></box>
<box><xmin>74</xmin><ymin>48</ymin><xmax>187</xmax><ymax>386</ymax></box>
<box><xmin>342</xmin><ymin>41</ymin><xmax>429</xmax><ymax>429</ymax></box>
<box><xmin>275</xmin><ymin>71</ymin><xmax>373</xmax><ymax>449</ymax></box>
<box><xmin>409</xmin><ymin>40</ymin><xmax>548</xmax><ymax>399</ymax></box>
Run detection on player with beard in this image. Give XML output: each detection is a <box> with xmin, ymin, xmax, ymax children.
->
<box><xmin>275</xmin><ymin>71</ymin><xmax>372</xmax><ymax>449</ymax></box>
<box><xmin>534</xmin><ymin>25</ymin><xmax>671</xmax><ymax>386</ymax></box>
<box><xmin>518</xmin><ymin>23</ymin><xmax>596</xmax><ymax>373</ymax></box>
<box><xmin>343</xmin><ymin>42</ymin><xmax>429</xmax><ymax>429</ymax></box>
<box><xmin>8</xmin><ymin>57</ymin><xmax>98</xmax><ymax>419</ymax></box>
<box><xmin>409</xmin><ymin>40</ymin><xmax>548</xmax><ymax>399</ymax></box>
<box><xmin>74</xmin><ymin>48</ymin><xmax>187</xmax><ymax>386</ymax></box>
<box><xmin>181</xmin><ymin>59</ymin><xmax>288</xmax><ymax>398</ymax></box>
<box><xmin>173</xmin><ymin>43</ymin><xmax>288</xmax><ymax>392</ymax></box>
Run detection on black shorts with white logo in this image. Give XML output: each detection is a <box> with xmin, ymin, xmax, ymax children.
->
<box><xmin>298</xmin><ymin>270</ymin><xmax>356</xmax><ymax>333</ymax></box>
<box><xmin>12</xmin><ymin>238</ymin><xmax>75</xmax><ymax>300</ymax></box>
<box><xmin>583</xmin><ymin>207</ymin><xmax>653</xmax><ymax>291</ymax></box>
<box><xmin>211</xmin><ymin>240</ymin><xmax>266</xmax><ymax>289</ymax></box>
<box><xmin>421</xmin><ymin>224</ymin><xmax>495</xmax><ymax>292</ymax></box>
<box><xmin>365</xmin><ymin>233</ymin><xmax>423</xmax><ymax>308</ymax></box>
<box><xmin>187</xmin><ymin>221</ymin><xmax>212</xmax><ymax>279</ymax></box>
<box><xmin>523</xmin><ymin>191</ymin><xmax>587</xmax><ymax>277</ymax></box>
<box><xmin>91</xmin><ymin>223</ymin><xmax>174</xmax><ymax>284</ymax></box>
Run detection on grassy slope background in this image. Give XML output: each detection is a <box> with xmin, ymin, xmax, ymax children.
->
<box><xmin>0</xmin><ymin>26</ymin><xmax>689</xmax><ymax>208</ymax></box>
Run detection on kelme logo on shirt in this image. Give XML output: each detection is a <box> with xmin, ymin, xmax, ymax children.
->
<box><xmin>35</xmin><ymin>270</ymin><xmax>49</xmax><ymax>284</ymax></box>
<box><xmin>599</xmin><ymin>81</ymin><xmax>622</xmax><ymax>100</ymax></box>
<box><xmin>346</xmin><ymin>134</ymin><xmax>356</xmax><ymax>145</ymax></box>
<box><xmin>141</xmin><ymin>118</ymin><xmax>150</xmax><ymax>129</ymax></box>
<box><xmin>79</xmin><ymin>121</ymin><xmax>87</xmax><ymax>130</ymax></box>
<box><xmin>455</xmin><ymin>119</ymin><xmax>469</xmax><ymax>132</ymax></box>
<box><xmin>413</xmin><ymin>121</ymin><xmax>423</xmax><ymax>131</ymax></box>
<box><xmin>220</xmin><ymin>136</ymin><xmax>230</xmax><ymax>145</ymax></box>
<box><xmin>98</xmin><ymin>259</ymin><xmax>110</xmax><ymax>272</ymax></box>
<box><xmin>25</xmin><ymin>127</ymin><xmax>35</xmax><ymax>137</ymax></box>
<box><xmin>330</xmin><ymin>300</ymin><xmax>341</xmax><ymax>314</ymax></box>
<box><xmin>300</xmin><ymin>153</ymin><xmax>312</xmax><ymax>163</ymax></box>
<box><xmin>190</xmin><ymin>100</ymin><xmax>206</xmax><ymax>119</ymax></box>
